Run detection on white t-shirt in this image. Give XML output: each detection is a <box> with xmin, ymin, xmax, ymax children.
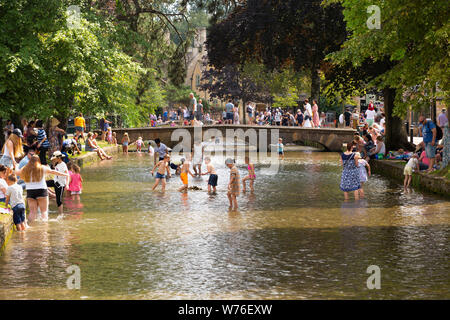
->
<box><xmin>365</xmin><ymin>109</ymin><xmax>376</xmax><ymax>120</ymax></box>
<box><xmin>339</xmin><ymin>114</ymin><xmax>344</xmax><ymax>124</ymax></box>
<box><xmin>405</xmin><ymin>157</ymin><xmax>419</xmax><ymax>170</ymax></box>
<box><xmin>380</xmin><ymin>118</ymin><xmax>385</xmax><ymax>126</ymax></box>
<box><xmin>274</xmin><ymin>112</ymin><xmax>281</xmax><ymax>122</ymax></box>
<box><xmin>25</xmin><ymin>166</ymin><xmax>49</xmax><ymax>190</ymax></box>
<box><xmin>377</xmin><ymin>142</ymin><xmax>386</xmax><ymax>155</ymax></box>
<box><xmin>6</xmin><ymin>183</ymin><xmax>24</xmax><ymax>208</ymax></box>
<box><xmin>305</xmin><ymin>104</ymin><xmax>312</xmax><ymax>117</ymax></box>
<box><xmin>54</xmin><ymin>161</ymin><xmax>68</xmax><ymax>186</ymax></box>
<box><xmin>0</xmin><ymin>178</ymin><xmax>8</xmax><ymax>199</ymax></box>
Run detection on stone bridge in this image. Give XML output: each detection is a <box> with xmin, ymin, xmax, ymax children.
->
<box><xmin>112</xmin><ymin>125</ymin><xmax>356</xmax><ymax>152</ymax></box>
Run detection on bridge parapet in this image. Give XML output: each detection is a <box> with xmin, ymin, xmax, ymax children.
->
<box><xmin>112</xmin><ymin>125</ymin><xmax>356</xmax><ymax>152</ymax></box>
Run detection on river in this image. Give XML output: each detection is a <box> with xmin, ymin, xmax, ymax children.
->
<box><xmin>0</xmin><ymin>151</ymin><xmax>449</xmax><ymax>299</ymax></box>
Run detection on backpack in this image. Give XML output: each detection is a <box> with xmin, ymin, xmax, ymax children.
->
<box><xmin>426</xmin><ymin>121</ymin><xmax>443</xmax><ymax>141</ymax></box>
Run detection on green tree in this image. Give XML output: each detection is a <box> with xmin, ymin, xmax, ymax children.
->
<box><xmin>325</xmin><ymin>0</ymin><xmax>449</xmax><ymax>150</ymax></box>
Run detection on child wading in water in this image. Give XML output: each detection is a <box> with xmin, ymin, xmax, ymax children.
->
<box><xmin>68</xmin><ymin>164</ymin><xmax>83</xmax><ymax>199</ymax></box>
<box><xmin>178</xmin><ymin>155</ymin><xmax>195</xmax><ymax>193</ymax></box>
<box><xmin>202</xmin><ymin>157</ymin><xmax>218</xmax><ymax>193</ymax></box>
<box><xmin>226</xmin><ymin>158</ymin><xmax>240</xmax><ymax>210</ymax></box>
<box><xmin>404</xmin><ymin>153</ymin><xmax>419</xmax><ymax>189</ymax></box>
<box><xmin>357</xmin><ymin>153</ymin><xmax>371</xmax><ymax>198</ymax></box>
<box><xmin>278</xmin><ymin>138</ymin><xmax>284</xmax><ymax>160</ymax></box>
<box><xmin>135</xmin><ymin>137</ymin><xmax>144</xmax><ymax>153</ymax></box>
<box><xmin>151</xmin><ymin>155</ymin><xmax>170</xmax><ymax>191</ymax></box>
<box><xmin>242</xmin><ymin>156</ymin><xmax>256</xmax><ymax>192</ymax></box>
<box><xmin>112</xmin><ymin>132</ymin><xmax>118</xmax><ymax>146</ymax></box>
<box><xmin>5</xmin><ymin>174</ymin><xmax>26</xmax><ymax>231</ymax></box>
<box><xmin>122</xmin><ymin>133</ymin><xmax>130</xmax><ymax>154</ymax></box>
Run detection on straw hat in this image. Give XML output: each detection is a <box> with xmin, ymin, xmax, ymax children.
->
<box><xmin>50</xmin><ymin>151</ymin><xmax>66</xmax><ymax>160</ymax></box>
<box><xmin>50</xmin><ymin>117</ymin><xmax>60</xmax><ymax>127</ymax></box>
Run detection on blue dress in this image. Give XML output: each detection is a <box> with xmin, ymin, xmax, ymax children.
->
<box><xmin>340</xmin><ymin>153</ymin><xmax>361</xmax><ymax>192</ymax></box>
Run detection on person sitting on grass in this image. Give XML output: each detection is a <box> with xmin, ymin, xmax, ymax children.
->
<box><xmin>85</xmin><ymin>132</ymin><xmax>112</xmax><ymax>160</ymax></box>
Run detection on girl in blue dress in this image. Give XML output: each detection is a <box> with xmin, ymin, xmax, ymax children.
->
<box><xmin>340</xmin><ymin>142</ymin><xmax>361</xmax><ymax>200</ymax></box>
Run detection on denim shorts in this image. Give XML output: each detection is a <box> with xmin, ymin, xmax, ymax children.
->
<box><xmin>12</xmin><ymin>203</ymin><xmax>26</xmax><ymax>225</ymax></box>
<box><xmin>0</xmin><ymin>155</ymin><xmax>13</xmax><ymax>169</ymax></box>
<box><xmin>226</xmin><ymin>113</ymin><xmax>234</xmax><ymax>120</ymax></box>
<box><xmin>155</xmin><ymin>172</ymin><xmax>165</xmax><ymax>179</ymax></box>
<box><xmin>75</xmin><ymin>126</ymin><xmax>84</xmax><ymax>132</ymax></box>
<box><xmin>425</xmin><ymin>142</ymin><xmax>436</xmax><ymax>159</ymax></box>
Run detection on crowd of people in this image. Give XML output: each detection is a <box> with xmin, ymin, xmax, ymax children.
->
<box><xmin>339</xmin><ymin>110</ymin><xmax>447</xmax><ymax>198</ymax></box>
<box><xmin>0</xmin><ymin>117</ymin><xmax>92</xmax><ymax>231</ymax></box>
<box><xmin>147</xmin><ymin>93</ymin><xmax>330</xmax><ymax>128</ymax></box>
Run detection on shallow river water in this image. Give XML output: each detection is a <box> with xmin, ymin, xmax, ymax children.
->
<box><xmin>0</xmin><ymin>151</ymin><xmax>449</xmax><ymax>299</ymax></box>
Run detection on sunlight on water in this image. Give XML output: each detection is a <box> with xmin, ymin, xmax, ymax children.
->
<box><xmin>0</xmin><ymin>152</ymin><xmax>449</xmax><ymax>299</ymax></box>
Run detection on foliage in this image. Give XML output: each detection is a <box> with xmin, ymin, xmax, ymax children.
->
<box><xmin>204</xmin><ymin>0</ymin><xmax>347</xmax><ymax>100</ymax></box>
<box><xmin>200</xmin><ymin>63</ymin><xmax>272</xmax><ymax>105</ymax></box>
<box><xmin>325</xmin><ymin>0</ymin><xmax>449</xmax><ymax>116</ymax></box>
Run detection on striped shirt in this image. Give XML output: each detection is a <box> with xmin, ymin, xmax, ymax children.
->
<box><xmin>37</xmin><ymin>129</ymin><xmax>50</xmax><ymax>148</ymax></box>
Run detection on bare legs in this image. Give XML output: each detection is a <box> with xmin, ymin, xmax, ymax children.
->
<box><xmin>27</xmin><ymin>197</ymin><xmax>49</xmax><ymax>222</ymax></box>
<box><xmin>152</xmin><ymin>178</ymin><xmax>166</xmax><ymax>191</ymax></box>
<box><xmin>227</xmin><ymin>192</ymin><xmax>238</xmax><ymax>210</ymax></box>
<box><xmin>242</xmin><ymin>176</ymin><xmax>254</xmax><ymax>192</ymax></box>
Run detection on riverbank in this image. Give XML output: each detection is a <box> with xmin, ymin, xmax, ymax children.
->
<box><xmin>0</xmin><ymin>144</ymin><xmax>121</xmax><ymax>253</ymax></box>
<box><xmin>69</xmin><ymin>145</ymin><xmax>121</xmax><ymax>168</ymax></box>
<box><xmin>370</xmin><ymin>159</ymin><xmax>450</xmax><ymax>197</ymax></box>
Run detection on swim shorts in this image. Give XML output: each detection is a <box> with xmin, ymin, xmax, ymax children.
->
<box><xmin>180</xmin><ymin>172</ymin><xmax>188</xmax><ymax>185</ymax></box>
<box><xmin>156</xmin><ymin>172</ymin><xmax>165</xmax><ymax>179</ymax></box>
<box><xmin>208</xmin><ymin>174</ymin><xmax>218</xmax><ymax>187</ymax></box>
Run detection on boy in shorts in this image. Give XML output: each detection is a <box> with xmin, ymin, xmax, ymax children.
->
<box><xmin>5</xmin><ymin>174</ymin><xmax>26</xmax><ymax>231</ymax></box>
<box><xmin>226</xmin><ymin>158</ymin><xmax>240</xmax><ymax>210</ymax></box>
<box><xmin>202</xmin><ymin>157</ymin><xmax>218</xmax><ymax>193</ymax></box>
<box><xmin>151</xmin><ymin>155</ymin><xmax>170</xmax><ymax>191</ymax></box>
<box><xmin>178</xmin><ymin>155</ymin><xmax>195</xmax><ymax>193</ymax></box>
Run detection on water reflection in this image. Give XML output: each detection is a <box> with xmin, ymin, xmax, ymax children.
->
<box><xmin>0</xmin><ymin>152</ymin><xmax>449</xmax><ymax>299</ymax></box>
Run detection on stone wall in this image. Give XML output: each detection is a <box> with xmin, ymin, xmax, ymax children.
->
<box><xmin>370</xmin><ymin>160</ymin><xmax>450</xmax><ymax>197</ymax></box>
<box><xmin>0</xmin><ymin>213</ymin><xmax>13</xmax><ymax>253</ymax></box>
<box><xmin>71</xmin><ymin>145</ymin><xmax>121</xmax><ymax>168</ymax></box>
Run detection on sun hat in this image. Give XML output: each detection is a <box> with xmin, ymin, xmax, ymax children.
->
<box><xmin>50</xmin><ymin>151</ymin><xmax>66</xmax><ymax>160</ymax></box>
<box><xmin>12</xmin><ymin>128</ymin><xmax>23</xmax><ymax>138</ymax></box>
<box><xmin>50</xmin><ymin>117</ymin><xmax>60</xmax><ymax>127</ymax></box>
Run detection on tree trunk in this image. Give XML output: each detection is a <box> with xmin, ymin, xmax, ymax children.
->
<box><xmin>310</xmin><ymin>65</ymin><xmax>320</xmax><ymax>102</ymax></box>
<box><xmin>384</xmin><ymin>87</ymin><xmax>415</xmax><ymax>151</ymax></box>
<box><xmin>242</xmin><ymin>100</ymin><xmax>247</xmax><ymax>124</ymax></box>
